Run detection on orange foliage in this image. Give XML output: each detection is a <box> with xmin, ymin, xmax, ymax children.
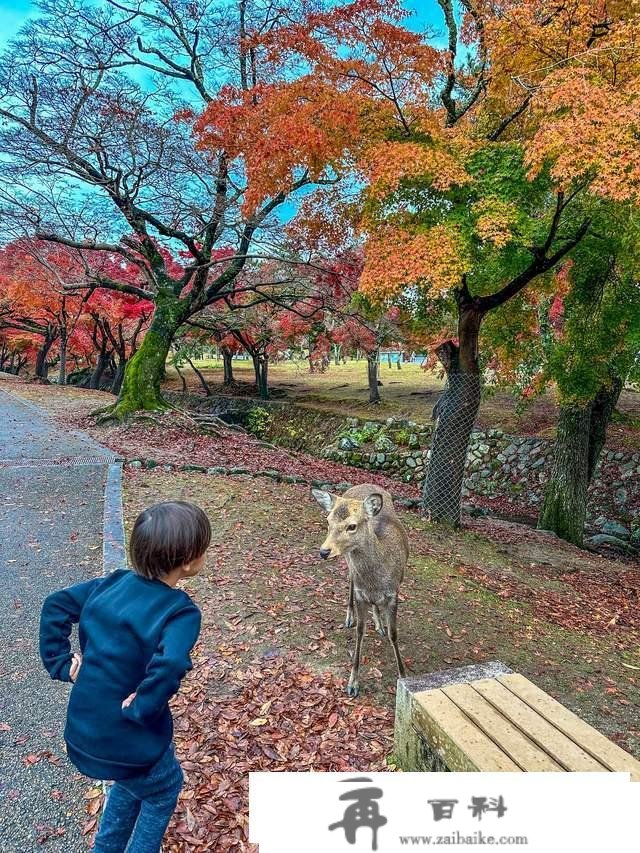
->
<box><xmin>362</xmin><ymin>140</ymin><xmax>470</xmax><ymax>198</ymax></box>
<box><xmin>481</xmin><ymin>1</ymin><xmax>640</xmax><ymax>200</ymax></box>
<box><xmin>472</xmin><ymin>198</ymin><xmax>520</xmax><ymax>248</ymax></box>
<box><xmin>195</xmin><ymin>80</ymin><xmax>366</xmax><ymax>215</ymax></box>
<box><xmin>526</xmin><ymin>69</ymin><xmax>640</xmax><ymax>201</ymax></box>
<box><xmin>360</xmin><ymin>225</ymin><xmax>469</xmax><ymax>301</ymax></box>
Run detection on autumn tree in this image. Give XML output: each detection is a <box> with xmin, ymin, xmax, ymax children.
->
<box><xmin>77</xmin><ymin>290</ymin><xmax>153</xmax><ymax>393</ymax></box>
<box><xmin>0</xmin><ymin>240</ymin><xmax>90</xmax><ymax>382</ymax></box>
<box><xmin>0</xmin><ymin>0</ymin><xmax>360</xmax><ymax>419</ymax></box>
<box><xmin>263</xmin><ymin>0</ymin><xmax>640</xmax><ymax>524</ymax></box>
<box><xmin>535</xmin><ymin>212</ymin><xmax>640</xmax><ymax>545</ymax></box>
<box><xmin>0</xmin><ymin>330</ymin><xmax>35</xmax><ymax>375</ymax></box>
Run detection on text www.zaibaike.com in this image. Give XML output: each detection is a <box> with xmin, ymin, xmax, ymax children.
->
<box><xmin>399</xmin><ymin>831</ymin><xmax>529</xmax><ymax>846</ymax></box>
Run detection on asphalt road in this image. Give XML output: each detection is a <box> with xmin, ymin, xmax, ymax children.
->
<box><xmin>0</xmin><ymin>388</ymin><xmax>117</xmax><ymax>851</ymax></box>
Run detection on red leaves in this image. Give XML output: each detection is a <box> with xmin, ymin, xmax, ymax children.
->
<box><xmin>164</xmin><ymin>653</ymin><xmax>394</xmax><ymax>852</ymax></box>
<box><xmin>458</xmin><ymin>561</ymin><xmax>640</xmax><ymax>635</ymax></box>
<box><xmin>103</xmin><ymin>415</ymin><xmax>420</xmax><ymax>499</ymax></box>
<box><xmin>22</xmin><ymin>750</ymin><xmax>63</xmax><ymax>767</ymax></box>
<box><xmin>35</xmin><ymin>825</ymin><xmax>65</xmax><ymax>845</ymax></box>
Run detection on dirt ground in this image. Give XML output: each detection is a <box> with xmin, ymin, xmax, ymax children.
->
<box><xmin>124</xmin><ymin>470</ymin><xmax>640</xmax><ymax>753</ymax></box>
<box><xmin>4</xmin><ymin>376</ymin><xmax>640</xmax><ymax>850</ymax></box>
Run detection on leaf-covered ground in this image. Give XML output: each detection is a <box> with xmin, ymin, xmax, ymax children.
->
<box><xmin>120</xmin><ymin>469</ymin><xmax>639</xmax><ymax>852</ymax></box>
<box><xmin>4</xmin><ymin>379</ymin><xmax>639</xmax><ymax>850</ymax></box>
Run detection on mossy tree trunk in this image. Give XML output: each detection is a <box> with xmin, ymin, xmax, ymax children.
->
<box><xmin>539</xmin><ymin>405</ymin><xmax>591</xmax><ymax>545</ymax></box>
<box><xmin>587</xmin><ymin>378</ymin><xmax>624</xmax><ymax>480</ymax></box>
<box><xmin>99</xmin><ymin>292</ymin><xmax>188</xmax><ymax>420</ymax></box>
<box><xmin>540</xmin><ymin>377</ymin><xmax>623</xmax><ymax>546</ymax></box>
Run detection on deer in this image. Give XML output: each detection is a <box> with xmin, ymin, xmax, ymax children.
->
<box><xmin>312</xmin><ymin>484</ymin><xmax>409</xmax><ymax>697</ymax></box>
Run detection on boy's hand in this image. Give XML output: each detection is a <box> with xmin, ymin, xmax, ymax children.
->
<box><xmin>122</xmin><ymin>692</ymin><xmax>137</xmax><ymax>709</ymax></box>
<box><xmin>69</xmin><ymin>652</ymin><xmax>83</xmax><ymax>682</ymax></box>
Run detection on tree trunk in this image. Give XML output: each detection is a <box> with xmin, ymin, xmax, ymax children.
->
<box><xmin>367</xmin><ymin>350</ymin><xmax>381</xmax><ymax>403</ymax></box>
<box><xmin>539</xmin><ymin>404</ymin><xmax>592</xmax><ymax>546</ymax></box>
<box><xmin>35</xmin><ymin>334</ymin><xmax>55</xmax><ymax>379</ymax></box>
<box><xmin>174</xmin><ymin>362</ymin><xmax>187</xmax><ymax>393</ymax></box>
<box><xmin>251</xmin><ymin>353</ymin><xmax>269</xmax><ymax>400</ymax></box>
<box><xmin>256</xmin><ymin>355</ymin><xmax>269</xmax><ymax>400</ymax></box>
<box><xmin>587</xmin><ymin>377</ymin><xmax>624</xmax><ymax>481</ymax></box>
<box><xmin>110</xmin><ymin>358</ymin><xmax>126</xmax><ymax>396</ymax></box>
<box><xmin>186</xmin><ymin>356</ymin><xmax>211</xmax><ymax>396</ymax></box>
<box><xmin>422</xmin><ymin>298</ymin><xmax>483</xmax><ymax>525</ymax></box>
<box><xmin>89</xmin><ymin>347</ymin><xmax>110</xmax><ymax>389</ymax></box>
<box><xmin>58</xmin><ymin>337</ymin><xmax>68</xmax><ymax>385</ymax></box>
<box><xmin>99</xmin><ymin>295</ymin><xmax>184</xmax><ymax>420</ymax></box>
<box><xmin>540</xmin><ymin>376</ymin><xmax>623</xmax><ymax>546</ymax></box>
<box><xmin>222</xmin><ymin>347</ymin><xmax>234</xmax><ymax>385</ymax></box>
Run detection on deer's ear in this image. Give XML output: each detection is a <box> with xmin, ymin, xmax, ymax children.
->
<box><xmin>363</xmin><ymin>493</ymin><xmax>383</xmax><ymax>517</ymax></box>
<box><xmin>312</xmin><ymin>489</ymin><xmax>335</xmax><ymax>513</ymax></box>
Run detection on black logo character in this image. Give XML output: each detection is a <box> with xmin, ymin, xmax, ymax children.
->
<box><xmin>328</xmin><ymin>777</ymin><xmax>387</xmax><ymax>851</ymax></box>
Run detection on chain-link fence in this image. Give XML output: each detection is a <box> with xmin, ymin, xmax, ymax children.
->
<box><xmin>422</xmin><ymin>372</ymin><xmax>482</xmax><ymax>526</ymax></box>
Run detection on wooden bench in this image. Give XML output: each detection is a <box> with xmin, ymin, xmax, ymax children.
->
<box><xmin>394</xmin><ymin>662</ymin><xmax>640</xmax><ymax>780</ymax></box>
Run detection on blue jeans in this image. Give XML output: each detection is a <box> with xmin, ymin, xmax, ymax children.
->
<box><xmin>93</xmin><ymin>744</ymin><xmax>184</xmax><ymax>853</ymax></box>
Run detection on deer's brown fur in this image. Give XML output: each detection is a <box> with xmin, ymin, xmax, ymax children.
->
<box><xmin>312</xmin><ymin>484</ymin><xmax>409</xmax><ymax>697</ymax></box>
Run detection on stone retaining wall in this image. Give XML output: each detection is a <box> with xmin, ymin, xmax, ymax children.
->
<box><xmin>322</xmin><ymin>416</ymin><xmax>640</xmax><ymax>541</ymax></box>
<box><xmin>175</xmin><ymin>392</ymin><xmax>640</xmax><ymax>542</ymax></box>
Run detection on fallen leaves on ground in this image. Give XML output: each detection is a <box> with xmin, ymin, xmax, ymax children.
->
<box><xmin>165</xmin><ymin>649</ymin><xmax>394</xmax><ymax>852</ymax></box>
<box><xmin>97</xmin><ymin>415</ymin><xmax>420</xmax><ymax>497</ymax></box>
<box><xmin>459</xmin><ymin>561</ymin><xmax>640</xmax><ymax>635</ymax></box>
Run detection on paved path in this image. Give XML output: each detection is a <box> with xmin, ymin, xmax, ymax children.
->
<box><xmin>0</xmin><ymin>388</ymin><xmax>124</xmax><ymax>851</ymax></box>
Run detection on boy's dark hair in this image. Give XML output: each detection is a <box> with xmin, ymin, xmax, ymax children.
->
<box><xmin>129</xmin><ymin>501</ymin><xmax>211</xmax><ymax>579</ymax></box>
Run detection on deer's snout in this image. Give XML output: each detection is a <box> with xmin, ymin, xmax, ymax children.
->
<box><xmin>319</xmin><ymin>548</ymin><xmax>331</xmax><ymax>560</ymax></box>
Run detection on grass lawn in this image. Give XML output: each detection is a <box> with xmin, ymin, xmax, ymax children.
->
<box><xmin>166</xmin><ymin>358</ymin><xmax>640</xmax><ymax>449</ymax></box>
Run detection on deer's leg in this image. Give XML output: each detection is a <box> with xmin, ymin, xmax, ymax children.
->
<box><xmin>372</xmin><ymin>604</ymin><xmax>387</xmax><ymax>637</ymax></box>
<box><xmin>347</xmin><ymin>597</ymin><xmax>368</xmax><ymax>698</ymax></box>
<box><xmin>385</xmin><ymin>595</ymin><xmax>406</xmax><ymax>678</ymax></box>
<box><xmin>344</xmin><ymin>573</ymin><xmax>355</xmax><ymax>629</ymax></box>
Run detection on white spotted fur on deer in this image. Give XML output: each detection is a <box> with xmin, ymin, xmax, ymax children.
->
<box><xmin>312</xmin><ymin>484</ymin><xmax>409</xmax><ymax>697</ymax></box>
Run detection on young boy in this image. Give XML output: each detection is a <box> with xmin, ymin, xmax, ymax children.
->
<box><xmin>39</xmin><ymin>500</ymin><xmax>211</xmax><ymax>853</ymax></box>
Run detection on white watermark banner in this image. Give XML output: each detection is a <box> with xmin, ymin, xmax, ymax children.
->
<box><xmin>250</xmin><ymin>772</ymin><xmax>638</xmax><ymax>852</ymax></box>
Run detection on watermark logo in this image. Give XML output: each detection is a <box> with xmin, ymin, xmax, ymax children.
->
<box><xmin>328</xmin><ymin>776</ymin><xmax>388</xmax><ymax>851</ymax></box>
<box><xmin>250</xmin><ymin>771</ymin><xmax>638</xmax><ymax>852</ymax></box>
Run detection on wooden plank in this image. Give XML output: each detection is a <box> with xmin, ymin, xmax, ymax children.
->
<box><xmin>412</xmin><ymin>689</ymin><xmax>522</xmax><ymax>772</ymax></box>
<box><xmin>498</xmin><ymin>673</ymin><xmax>640</xmax><ymax>782</ymax></box>
<box><xmin>442</xmin><ymin>683</ymin><xmax>564</xmax><ymax>772</ymax></box>
<box><xmin>472</xmin><ymin>679</ymin><xmax>608</xmax><ymax>772</ymax></box>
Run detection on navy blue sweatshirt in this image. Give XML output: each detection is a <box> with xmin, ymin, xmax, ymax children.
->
<box><xmin>39</xmin><ymin>569</ymin><xmax>201</xmax><ymax>780</ymax></box>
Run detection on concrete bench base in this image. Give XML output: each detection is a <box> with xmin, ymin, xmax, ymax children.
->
<box><xmin>394</xmin><ymin>661</ymin><xmax>640</xmax><ymax>780</ymax></box>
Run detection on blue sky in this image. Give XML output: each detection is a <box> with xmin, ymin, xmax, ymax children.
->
<box><xmin>0</xmin><ymin>0</ymin><xmax>35</xmax><ymax>47</ymax></box>
<box><xmin>0</xmin><ymin>1</ymin><xmax>445</xmax><ymax>49</ymax></box>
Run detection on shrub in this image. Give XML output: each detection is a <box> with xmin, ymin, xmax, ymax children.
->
<box><xmin>247</xmin><ymin>406</ymin><xmax>273</xmax><ymax>438</ymax></box>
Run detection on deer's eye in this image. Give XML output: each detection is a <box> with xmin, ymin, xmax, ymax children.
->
<box><xmin>346</xmin><ymin>524</ymin><xmax>357</xmax><ymax>533</ymax></box>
